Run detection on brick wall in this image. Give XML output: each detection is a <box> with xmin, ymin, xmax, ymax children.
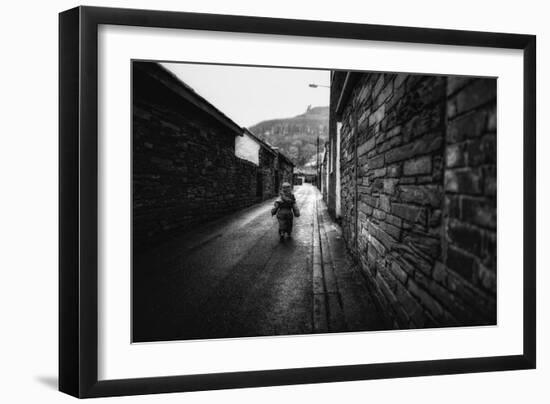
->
<box><xmin>335</xmin><ymin>72</ymin><xmax>496</xmax><ymax>328</ymax></box>
<box><xmin>133</xmin><ymin>63</ymin><xmax>260</xmax><ymax>249</ymax></box>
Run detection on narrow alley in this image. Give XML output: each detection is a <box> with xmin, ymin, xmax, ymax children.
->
<box><xmin>132</xmin><ymin>62</ymin><xmax>497</xmax><ymax>342</ymax></box>
<box><xmin>133</xmin><ymin>184</ymin><xmax>386</xmax><ymax>342</ymax></box>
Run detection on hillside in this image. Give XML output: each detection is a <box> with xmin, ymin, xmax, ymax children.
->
<box><xmin>248</xmin><ymin>105</ymin><xmax>329</xmax><ymax>168</ymax></box>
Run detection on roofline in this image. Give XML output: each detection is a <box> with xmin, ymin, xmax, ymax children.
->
<box><xmin>334</xmin><ymin>71</ymin><xmax>361</xmax><ymax>120</ymax></box>
<box><xmin>294</xmin><ymin>169</ymin><xmax>316</xmax><ymax>175</ymax></box>
<box><xmin>243</xmin><ymin>128</ymin><xmax>294</xmax><ymax>166</ymax></box>
<box><xmin>135</xmin><ymin>62</ymin><xmax>243</xmax><ymax>137</ymax></box>
<box><xmin>242</xmin><ymin>128</ymin><xmax>277</xmax><ymax>156</ymax></box>
<box><xmin>277</xmin><ymin>150</ymin><xmax>295</xmax><ymax>167</ymax></box>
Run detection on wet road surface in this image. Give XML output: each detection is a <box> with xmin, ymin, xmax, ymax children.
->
<box><xmin>133</xmin><ymin>184</ymin><xmax>385</xmax><ymax>342</ymax></box>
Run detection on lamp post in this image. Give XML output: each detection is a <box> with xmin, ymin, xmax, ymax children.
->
<box><xmin>308</xmin><ymin>83</ymin><xmax>330</xmax><ymax>89</ymax></box>
<box><xmin>309</xmin><ymin>83</ymin><xmax>330</xmax><ymax>190</ymax></box>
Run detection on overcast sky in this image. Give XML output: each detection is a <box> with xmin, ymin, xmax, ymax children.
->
<box><xmin>161</xmin><ymin>62</ymin><xmax>330</xmax><ymax>128</ymax></box>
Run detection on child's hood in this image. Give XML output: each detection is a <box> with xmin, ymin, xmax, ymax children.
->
<box><xmin>279</xmin><ymin>191</ymin><xmax>295</xmax><ymax>202</ymax></box>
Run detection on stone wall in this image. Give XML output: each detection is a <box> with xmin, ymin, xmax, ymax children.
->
<box><xmin>327</xmin><ymin>72</ymin><xmax>345</xmax><ymax>217</ymax></box>
<box><xmin>133</xmin><ymin>63</ymin><xmax>260</xmax><ymax>249</ymax></box>
<box><xmin>277</xmin><ymin>155</ymin><xmax>295</xmax><ymax>191</ymax></box>
<box><xmin>321</xmin><ymin>151</ymin><xmax>329</xmax><ymax>201</ymax></box>
<box><xmin>258</xmin><ymin>147</ymin><xmax>277</xmax><ymax>198</ymax></box>
<box><xmin>335</xmin><ymin>72</ymin><xmax>496</xmax><ymax>328</ymax></box>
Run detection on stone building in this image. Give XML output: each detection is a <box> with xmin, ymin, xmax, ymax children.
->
<box><xmin>326</xmin><ymin>71</ymin><xmax>497</xmax><ymax>329</ymax></box>
<box><xmin>294</xmin><ymin>168</ymin><xmax>317</xmax><ymax>185</ymax></box>
<box><xmin>235</xmin><ymin>128</ymin><xmax>295</xmax><ymax>197</ymax></box>
<box><xmin>133</xmin><ymin>62</ymin><xmax>293</xmax><ymax>249</ymax></box>
<box><xmin>237</xmin><ymin>128</ymin><xmax>281</xmax><ymax>200</ymax></box>
<box><xmin>273</xmin><ymin>147</ymin><xmax>296</xmax><ymax>190</ymax></box>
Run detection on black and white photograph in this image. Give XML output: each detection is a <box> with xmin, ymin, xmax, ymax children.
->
<box><xmin>1</xmin><ymin>0</ymin><xmax>543</xmax><ymax>401</ymax></box>
<box><xmin>131</xmin><ymin>61</ymin><xmax>497</xmax><ymax>343</ymax></box>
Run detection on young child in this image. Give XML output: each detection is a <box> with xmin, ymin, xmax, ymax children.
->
<box><xmin>271</xmin><ymin>182</ymin><xmax>300</xmax><ymax>241</ymax></box>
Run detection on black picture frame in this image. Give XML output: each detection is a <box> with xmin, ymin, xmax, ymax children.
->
<box><xmin>59</xmin><ymin>5</ymin><xmax>536</xmax><ymax>398</ymax></box>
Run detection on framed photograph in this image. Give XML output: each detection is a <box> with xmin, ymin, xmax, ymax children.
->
<box><xmin>59</xmin><ymin>6</ymin><xmax>536</xmax><ymax>398</ymax></box>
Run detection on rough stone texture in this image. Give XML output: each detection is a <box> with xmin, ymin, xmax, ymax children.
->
<box><xmin>327</xmin><ymin>78</ymin><xmax>341</xmax><ymax>218</ymax></box>
<box><xmin>258</xmin><ymin>147</ymin><xmax>277</xmax><ymax>199</ymax></box>
<box><xmin>276</xmin><ymin>153</ymin><xmax>295</xmax><ymax>191</ymax></box>
<box><xmin>133</xmin><ymin>63</ymin><xmax>293</xmax><ymax>249</ymax></box>
<box><xmin>333</xmin><ymin>72</ymin><xmax>496</xmax><ymax>329</ymax></box>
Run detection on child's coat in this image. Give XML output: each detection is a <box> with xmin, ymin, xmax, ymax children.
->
<box><xmin>271</xmin><ymin>192</ymin><xmax>300</xmax><ymax>235</ymax></box>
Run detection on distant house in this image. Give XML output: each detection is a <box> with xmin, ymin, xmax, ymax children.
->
<box><xmin>294</xmin><ymin>167</ymin><xmax>317</xmax><ymax>185</ymax></box>
<box><xmin>236</xmin><ymin>128</ymin><xmax>280</xmax><ymax>199</ymax></box>
<box><xmin>236</xmin><ymin>128</ymin><xmax>296</xmax><ymax>196</ymax></box>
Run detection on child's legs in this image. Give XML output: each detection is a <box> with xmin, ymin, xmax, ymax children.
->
<box><xmin>277</xmin><ymin>218</ymin><xmax>286</xmax><ymax>235</ymax></box>
<box><xmin>278</xmin><ymin>218</ymin><xmax>293</xmax><ymax>235</ymax></box>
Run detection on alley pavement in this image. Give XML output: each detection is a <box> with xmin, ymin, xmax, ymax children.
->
<box><xmin>133</xmin><ymin>184</ymin><xmax>386</xmax><ymax>342</ymax></box>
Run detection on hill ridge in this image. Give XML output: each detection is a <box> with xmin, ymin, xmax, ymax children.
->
<box><xmin>248</xmin><ymin>106</ymin><xmax>329</xmax><ymax>168</ymax></box>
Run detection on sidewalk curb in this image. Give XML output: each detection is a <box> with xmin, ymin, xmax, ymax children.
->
<box><xmin>312</xmin><ymin>195</ymin><xmax>328</xmax><ymax>333</ymax></box>
<box><xmin>312</xmin><ymin>193</ymin><xmax>347</xmax><ymax>332</ymax></box>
